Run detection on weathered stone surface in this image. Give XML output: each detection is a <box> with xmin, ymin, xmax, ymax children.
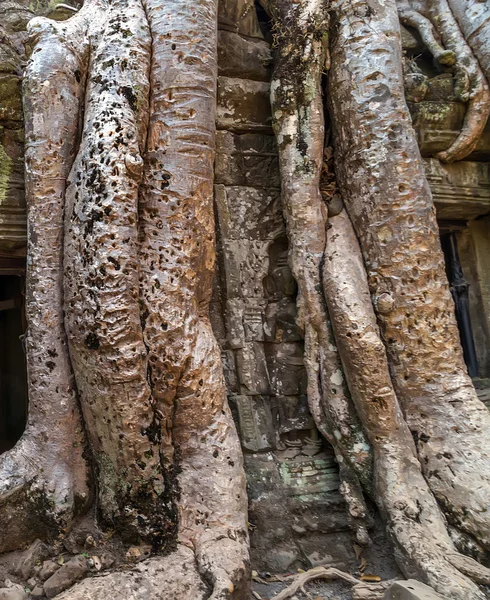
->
<box><xmin>221</xmin><ymin>239</ymin><xmax>271</xmax><ymax>299</ymax></box>
<box><xmin>216</xmin><ymin>77</ymin><xmax>272</xmax><ymax>133</ymax></box>
<box><xmin>0</xmin><ymin>589</ymin><xmax>27</xmax><ymax>600</ymax></box>
<box><xmin>230</xmin><ymin>395</ymin><xmax>274</xmax><ymax>451</ymax></box>
<box><xmin>409</xmin><ymin>101</ymin><xmax>490</xmax><ymax>160</ymax></box>
<box><xmin>271</xmin><ymin>395</ymin><xmax>314</xmax><ymax>436</ymax></box>
<box><xmin>38</xmin><ymin>560</ymin><xmax>59</xmax><ymax>582</ymax></box>
<box><xmin>215</xmin><ymin>185</ymin><xmax>284</xmax><ymax>240</ymax></box>
<box><xmin>218</xmin><ymin>30</ymin><xmax>271</xmax><ymax>82</ymax></box>
<box><xmin>14</xmin><ymin>539</ymin><xmax>50</xmax><ymax>580</ymax></box>
<box><xmin>385</xmin><ymin>580</ymin><xmax>447</xmax><ymax>599</ymax></box>
<box><xmin>218</xmin><ymin>0</ymin><xmax>264</xmax><ymax>38</ymax></box>
<box><xmin>236</xmin><ymin>342</ymin><xmax>271</xmax><ymax>395</ymax></box>
<box><xmin>53</xmin><ymin>548</ymin><xmax>209</xmax><ymax>600</ymax></box>
<box><xmin>424</xmin><ymin>159</ymin><xmax>490</xmax><ymax>220</ymax></box>
<box><xmin>43</xmin><ymin>556</ymin><xmax>87</xmax><ymax>598</ymax></box>
<box><xmin>278</xmin><ymin>457</ymin><xmax>340</xmax><ymax>496</ymax></box>
<box><xmin>221</xmin><ymin>348</ymin><xmax>239</xmax><ymax>392</ymax></box>
<box><xmin>265</xmin><ymin>342</ymin><xmax>307</xmax><ymax>396</ymax></box>
<box><xmin>424</xmin><ymin>74</ymin><xmax>455</xmax><ymax>102</ymax></box>
<box><xmin>0</xmin><ymin>74</ymin><xmax>22</xmax><ymax>121</ymax></box>
<box><xmin>215</xmin><ymin>131</ymin><xmax>279</xmax><ymax>188</ymax></box>
<box><xmin>264</xmin><ymin>300</ymin><xmax>302</xmax><ymax>343</ymax></box>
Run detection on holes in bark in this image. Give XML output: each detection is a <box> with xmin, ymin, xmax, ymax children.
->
<box><xmin>85</xmin><ymin>332</ymin><xmax>100</xmax><ymax>350</ymax></box>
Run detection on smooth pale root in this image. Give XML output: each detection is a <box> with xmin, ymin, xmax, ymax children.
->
<box><xmin>329</xmin><ymin>0</ymin><xmax>490</xmax><ymax>555</ymax></box>
<box><xmin>63</xmin><ymin>0</ymin><xmax>165</xmax><ymax>541</ymax></box>
<box><xmin>0</xmin><ymin>3</ymin><xmax>94</xmax><ymax>553</ymax></box>
<box><xmin>323</xmin><ymin>210</ymin><xmax>484</xmax><ymax>600</ymax></box>
<box><xmin>267</xmin><ymin>0</ymin><xmax>373</xmax><ymax>542</ymax></box>
<box><xmin>139</xmin><ymin>0</ymin><xmax>249</xmax><ymax>596</ymax></box>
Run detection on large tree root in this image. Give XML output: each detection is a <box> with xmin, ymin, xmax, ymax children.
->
<box><xmin>0</xmin><ymin>6</ymin><xmax>93</xmax><ymax>554</ymax></box>
<box><xmin>329</xmin><ymin>0</ymin><xmax>490</xmax><ymax>554</ymax></box>
<box><xmin>138</xmin><ymin>0</ymin><xmax>249</xmax><ymax>594</ymax></box>
<box><xmin>323</xmin><ymin>209</ymin><xmax>486</xmax><ymax>599</ymax></box>
<box><xmin>446</xmin><ymin>0</ymin><xmax>490</xmax><ymax>86</ymax></box>
<box><xmin>7</xmin><ymin>0</ymin><xmax>250</xmax><ymax>596</ymax></box>
<box><xmin>271</xmin><ymin>566</ymin><xmax>360</xmax><ymax>600</ymax></box>
<box><xmin>266</xmin><ymin>0</ymin><xmax>374</xmax><ymax>545</ymax></box>
<box><xmin>63</xmin><ymin>0</ymin><xmax>167</xmax><ymax>542</ymax></box>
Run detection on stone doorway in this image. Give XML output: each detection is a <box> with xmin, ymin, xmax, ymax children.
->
<box><xmin>438</xmin><ymin>217</ymin><xmax>490</xmax><ymax>407</ymax></box>
<box><xmin>0</xmin><ymin>259</ymin><xmax>27</xmax><ymax>454</ymax></box>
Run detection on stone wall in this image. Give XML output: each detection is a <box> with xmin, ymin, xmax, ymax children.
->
<box><xmin>211</xmin><ymin>0</ymin><xmax>354</xmax><ymax>572</ymax></box>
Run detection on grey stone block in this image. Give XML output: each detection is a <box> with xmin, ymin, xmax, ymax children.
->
<box><xmin>216</xmin><ymin>77</ymin><xmax>272</xmax><ymax>133</ymax></box>
<box><xmin>385</xmin><ymin>580</ymin><xmax>447</xmax><ymax>600</ymax></box>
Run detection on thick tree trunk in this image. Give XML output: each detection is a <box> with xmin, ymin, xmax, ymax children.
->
<box><xmin>63</xmin><ymin>0</ymin><xmax>164</xmax><ymax>543</ymax></box>
<box><xmin>1</xmin><ymin>0</ymin><xmax>249</xmax><ymax>596</ymax></box>
<box><xmin>0</xmin><ymin>7</ymin><xmax>92</xmax><ymax>553</ymax></box>
<box><xmin>139</xmin><ymin>0</ymin><xmax>249</xmax><ymax>593</ymax></box>
<box><xmin>427</xmin><ymin>0</ymin><xmax>490</xmax><ymax>163</ymax></box>
<box><xmin>396</xmin><ymin>0</ymin><xmax>490</xmax><ymax>162</ymax></box>
<box><xmin>329</xmin><ymin>0</ymin><xmax>490</xmax><ymax>551</ymax></box>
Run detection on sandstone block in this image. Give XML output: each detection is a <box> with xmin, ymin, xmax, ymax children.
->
<box><xmin>218</xmin><ymin>30</ymin><xmax>271</xmax><ymax>82</ymax></box>
<box><xmin>218</xmin><ymin>0</ymin><xmax>264</xmax><ymax>38</ymax></box>
<box><xmin>215</xmin><ymin>185</ymin><xmax>283</xmax><ymax>241</ymax></box>
<box><xmin>217</xmin><ymin>77</ymin><xmax>272</xmax><ymax>133</ymax></box>
<box><xmin>14</xmin><ymin>539</ymin><xmax>50</xmax><ymax>580</ymax></box>
<box><xmin>236</xmin><ymin>341</ymin><xmax>271</xmax><ymax>395</ymax></box>
<box><xmin>220</xmin><ymin>238</ymin><xmax>272</xmax><ymax>299</ymax></box>
<box><xmin>409</xmin><ymin>101</ymin><xmax>490</xmax><ymax>160</ymax></box>
<box><xmin>215</xmin><ymin>131</ymin><xmax>279</xmax><ymax>187</ymax></box>
<box><xmin>43</xmin><ymin>556</ymin><xmax>87</xmax><ymax>598</ymax></box>
<box><xmin>229</xmin><ymin>394</ymin><xmax>274</xmax><ymax>451</ymax></box>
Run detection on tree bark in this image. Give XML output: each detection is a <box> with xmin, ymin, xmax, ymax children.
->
<box><xmin>1</xmin><ymin>0</ymin><xmax>250</xmax><ymax>595</ymax></box>
<box><xmin>267</xmin><ymin>0</ymin><xmax>374</xmax><ymax>543</ymax></box>
<box><xmin>329</xmin><ymin>0</ymin><xmax>490</xmax><ymax>551</ymax></box>
<box><xmin>63</xmin><ymin>0</ymin><xmax>165</xmax><ymax>543</ymax></box>
<box><xmin>0</xmin><ymin>6</ymin><xmax>92</xmax><ymax>553</ymax></box>
<box><xmin>446</xmin><ymin>0</ymin><xmax>490</xmax><ymax>87</ymax></box>
<box><xmin>323</xmin><ymin>209</ymin><xmax>484</xmax><ymax>599</ymax></box>
<box><xmin>138</xmin><ymin>1</ymin><xmax>250</xmax><ymax>593</ymax></box>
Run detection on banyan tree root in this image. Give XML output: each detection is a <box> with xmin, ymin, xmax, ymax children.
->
<box><xmin>322</xmin><ymin>210</ymin><xmax>485</xmax><ymax>599</ymax></box>
<box><xmin>428</xmin><ymin>0</ymin><xmax>490</xmax><ymax>162</ymax></box>
<box><xmin>446</xmin><ymin>0</ymin><xmax>490</xmax><ymax>86</ymax></box>
<box><xmin>0</xmin><ymin>5</ymin><xmax>94</xmax><ymax>554</ymax></box>
<box><xmin>396</xmin><ymin>0</ymin><xmax>489</xmax><ymax>161</ymax></box>
<box><xmin>266</xmin><ymin>0</ymin><xmax>374</xmax><ymax>545</ymax></box>
<box><xmin>139</xmin><ymin>0</ymin><xmax>249</xmax><ymax>594</ymax></box>
<box><xmin>4</xmin><ymin>0</ymin><xmax>250</xmax><ymax>595</ymax></box>
<box><xmin>329</xmin><ymin>0</ymin><xmax>490</xmax><ymax>554</ymax></box>
<box><xmin>397</xmin><ymin>0</ymin><xmax>490</xmax><ymax>162</ymax></box>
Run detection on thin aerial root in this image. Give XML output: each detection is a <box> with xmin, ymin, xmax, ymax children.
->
<box><xmin>271</xmin><ymin>567</ymin><xmax>360</xmax><ymax>600</ymax></box>
<box><xmin>396</xmin><ymin>0</ymin><xmax>455</xmax><ymax>64</ymax></box>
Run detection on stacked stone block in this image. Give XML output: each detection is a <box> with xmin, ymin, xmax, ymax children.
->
<box><xmin>212</xmin><ymin>0</ymin><xmax>352</xmax><ymax>572</ymax></box>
